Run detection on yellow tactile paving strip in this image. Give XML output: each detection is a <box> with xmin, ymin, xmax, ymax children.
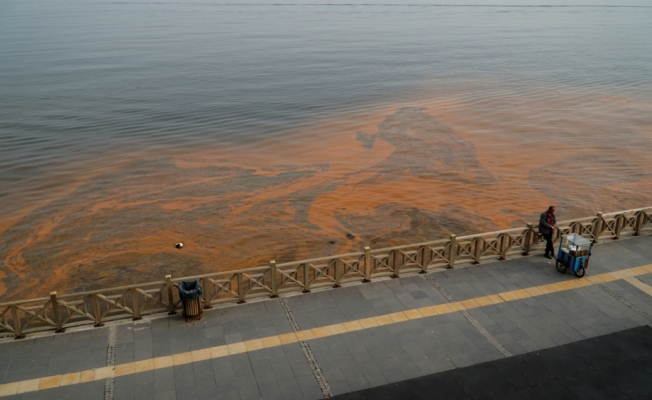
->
<box><xmin>624</xmin><ymin>276</ymin><xmax>652</xmax><ymax>297</ymax></box>
<box><xmin>1</xmin><ymin>264</ymin><xmax>651</xmax><ymax>398</ymax></box>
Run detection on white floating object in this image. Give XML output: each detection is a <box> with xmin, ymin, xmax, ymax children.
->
<box><xmin>176</xmin><ymin>242</ymin><xmax>184</xmax><ymax>249</ymax></box>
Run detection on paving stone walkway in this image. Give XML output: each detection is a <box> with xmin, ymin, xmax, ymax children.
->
<box><xmin>0</xmin><ymin>234</ymin><xmax>651</xmax><ymax>400</ymax></box>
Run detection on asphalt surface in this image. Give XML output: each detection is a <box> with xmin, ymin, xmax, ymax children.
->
<box><xmin>333</xmin><ymin>326</ymin><xmax>652</xmax><ymax>400</ymax></box>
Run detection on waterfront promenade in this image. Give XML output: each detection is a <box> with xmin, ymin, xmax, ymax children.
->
<box><xmin>1</xmin><ymin>234</ymin><xmax>652</xmax><ymax>399</ymax></box>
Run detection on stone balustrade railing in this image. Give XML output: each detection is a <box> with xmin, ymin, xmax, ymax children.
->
<box><xmin>1</xmin><ymin>206</ymin><xmax>650</xmax><ymax>339</ymax></box>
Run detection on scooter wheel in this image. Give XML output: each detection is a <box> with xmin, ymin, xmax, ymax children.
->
<box><xmin>556</xmin><ymin>260</ymin><xmax>567</xmax><ymax>274</ymax></box>
<box><xmin>575</xmin><ymin>267</ymin><xmax>585</xmax><ymax>278</ymax></box>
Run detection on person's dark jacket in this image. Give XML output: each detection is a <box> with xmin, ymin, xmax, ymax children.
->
<box><xmin>539</xmin><ymin>212</ymin><xmax>556</xmax><ymax>235</ymax></box>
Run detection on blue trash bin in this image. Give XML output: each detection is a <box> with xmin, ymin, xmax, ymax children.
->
<box><xmin>178</xmin><ymin>280</ymin><xmax>203</xmax><ymax>319</ymax></box>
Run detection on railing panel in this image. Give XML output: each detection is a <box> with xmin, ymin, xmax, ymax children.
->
<box><xmin>305</xmin><ymin>262</ymin><xmax>334</xmax><ymax>290</ymax></box>
<box><xmin>455</xmin><ymin>239</ymin><xmax>478</xmax><ymax>265</ymax></box>
<box><xmin>369</xmin><ymin>252</ymin><xmax>394</xmax><ymax>277</ymax></box>
<box><xmin>194</xmin><ymin>272</ymin><xmax>243</xmax><ymax>306</ymax></box>
<box><xmin>0</xmin><ymin>297</ymin><xmax>55</xmax><ymax>337</ymax></box>
<box><xmin>240</xmin><ymin>271</ymin><xmax>273</xmax><ymax>300</ymax></box>
<box><xmin>641</xmin><ymin>210</ymin><xmax>652</xmax><ymax>234</ymax></box>
<box><xmin>334</xmin><ymin>255</ymin><xmax>366</xmax><ymax>285</ymax></box>
<box><xmin>0</xmin><ymin>305</ymin><xmax>16</xmax><ymax>335</ymax></box>
<box><xmin>277</xmin><ymin>264</ymin><xmax>309</xmax><ymax>293</ymax></box>
<box><xmin>16</xmin><ymin>299</ymin><xmax>57</xmax><ymax>333</ymax></box>
<box><xmin>425</xmin><ymin>244</ymin><xmax>450</xmax><ymax>269</ymax></box>
<box><xmin>59</xmin><ymin>297</ymin><xmax>97</xmax><ymax>326</ymax></box>
<box><xmin>502</xmin><ymin>229</ymin><xmax>532</xmax><ymax>258</ymax></box>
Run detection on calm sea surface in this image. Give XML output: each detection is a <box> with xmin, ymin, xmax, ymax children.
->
<box><xmin>1</xmin><ymin>2</ymin><xmax>652</xmax><ymax>297</ymax></box>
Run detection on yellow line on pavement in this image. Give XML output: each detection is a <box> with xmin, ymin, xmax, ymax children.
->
<box><xmin>1</xmin><ymin>264</ymin><xmax>651</xmax><ymax>398</ymax></box>
<box><xmin>624</xmin><ymin>276</ymin><xmax>652</xmax><ymax>297</ymax></box>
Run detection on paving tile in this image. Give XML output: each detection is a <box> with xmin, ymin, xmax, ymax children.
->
<box><xmin>276</xmin><ymin>376</ymin><xmax>303</xmax><ymax>399</ymax></box>
<box><xmin>492</xmin><ymin>353</ymin><xmax>555</xmax><ymax>389</ymax></box>
<box><xmin>562</xmin><ymin>369</ymin><xmax>632</xmax><ymax>400</ymax></box>
<box><xmin>495</xmin><ymin>383</ymin><xmax>579</xmax><ymax>400</ymax></box>
<box><xmin>195</xmin><ymin>383</ymin><xmax>218</xmax><ymax>400</ymax></box>
<box><xmin>154</xmin><ymin>367</ymin><xmax>176</xmax><ymax>393</ymax></box>
<box><xmin>18</xmin><ymin>387</ymin><xmax>67</xmax><ymax>400</ymax></box>
<box><xmin>568</xmin><ymin>336</ymin><xmax>631</xmax><ymax>370</ymax></box>
<box><xmin>154</xmin><ymin>390</ymin><xmax>177</xmax><ymax>400</ymax></box>
<box><xmin>64</xmin><ymin>380</ymin><xmax>105</xmax><ymax>400</ymax></box>
<box><xmin>449</xmin><ymin>362</ymin><xmax>515</xmax><ymax>398</ymax></box>
<box><xmin>604</xmin><ymin>360</ymin><xmax>652</xmax><ymax>398</ymax></box>
<box><xmin>114</xmin><ymin>373</ymin><xmax>136</xmax><ymax>400</ymax></box>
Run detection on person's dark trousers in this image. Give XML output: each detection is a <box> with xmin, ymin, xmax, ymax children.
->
<box><xmin>543</xmin><ymin>232</ymin><xmax>555</xmax><ymax>257</ymax></box>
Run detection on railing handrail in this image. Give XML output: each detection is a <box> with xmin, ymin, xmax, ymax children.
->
<box><xmin>601</xmin><ymin>206</ymin><xmax>651</xmax><ymax>217</ymax></box>
<box><xmin>168</xmin><ymin>266</ymin><xmax>270</xmax><ymax>282</ymax></box>
<box><xmin>0</xmin><ymin>281</ymin><xmax>169</xmax><ymax>308</ymax></box>
<box><xmin>372</xmin><ymin>238</ymin><xmax>451</xmax><ymax>253</ymax></box>
<box><xmin>276</xmin><ymin>251</ymin><xmax>365</xmax><ymax>268</ymax></box>
<box><xmin>0</xmin><ymin>296</ymin><xmax>52</xmax><ymax>308</ymax></box>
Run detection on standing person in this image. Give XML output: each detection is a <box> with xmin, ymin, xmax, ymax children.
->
<box><xmin>539</xmin><ymin>206</ymin><xmax>557</xmax><ymax>259</ymax></box>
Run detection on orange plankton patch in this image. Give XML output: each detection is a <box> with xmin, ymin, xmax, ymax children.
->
<box><xmin>1</xmin><ymin>86</ymin><xmax>652</xmax><ymax>299</ymax></box>
<box><xmin>174</xmin><ymin>105</ymin><xmax>394</xmax><ymax>172</ymax></box>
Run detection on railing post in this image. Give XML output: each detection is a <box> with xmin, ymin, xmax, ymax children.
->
<box><xmin>50</xmin><ymin>291</ymin><xmax>65</xmax><ymax>333</ymax></box>
<box><xmin>364</xmin><ymin>247</ymin><xmax>372</xmax><ymax>282</ymax></box>
<box><xmin>270</xmin><ymin>260</ymin><xmax>279</xmax><ymax>298</ymax></box>
<box><xmin>634</xmin><ymin>211</ymin><xmax>645</xmax><ymax>236</ymax></box>
<box><xmin>523</xmin><ymin>223</ymin><xmax>533</xmax><ymax>256</ymax></box>
<box><xmin>419</xmin><ymin>246</ymin><xmax>428</xmax><ymax>274</ymax></box>
<box><xmin>130</xmin><ymin>288</ymin><xmax>142</xmax><ymax>321</ymax></box>
<box><xmin>10</xmin><ymin>305</ymin><xmax>24</xmax><ymax>339</ymax></box>
<box><xmin>448</xmin><ymin>234</ymin><xmax>457</xmax><ymax>269</ymax></box>
<box><xmin>391</xmin><ymin>251</ymin><xmax>400</xmax><ymax>279</ymax></box>
<box><xmin>499</xmin><ymin>234</ymin><xmax>508</xmax><ymax>260</ymax></box>
<box><xmin>615</xmin><ymin>214</ymin><xmax>623</xmax><ymax>239</ymax></box>
<box><xmin>202</xmin><ymin>278</ymin><xmax>212</xmax><ymax>309</ymax></box>
<box><xmin>592</xmin><ymin>212</ymin><xmax>603</xmax><ymax>243</ymax></box>
<box><xmin>303</xmin><ymin>263</ymin><xmax>311</xmax><ymax>293</ymax></box>
<box><xmin>237</xmin><ymin>273</ymin><xmax>246</xmax><ymax>304</ymax></box>
<box><xmin>472</xmin><ymin>238</ymin><xmax>481</xmax><ymax>264</ymax></box>
<box><xmin>333</xmin><ymin>260</ymin><xmax>341</xmax><ymax>288</ymax></box>
<box><xmin>166</xmin><ymin>275</ymin><xmax>177</xmax><ymax>315</ymax></box>
<box><xmin>92</xmin><ymin>294</ymin><xmax>104</xmax><ymax>327</ymax></box>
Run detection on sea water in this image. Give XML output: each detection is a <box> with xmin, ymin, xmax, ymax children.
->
<box><xmin>1</xmin><ymin>1</ymin><xmax>651</xmax><ymax>298</ymax></box>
